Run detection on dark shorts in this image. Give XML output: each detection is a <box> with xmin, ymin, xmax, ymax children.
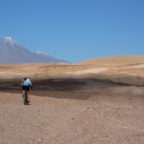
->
<box><xmin>22</xmin><ymin>86</ymin><xmax>30</xmax><ymax>91</ymax></box>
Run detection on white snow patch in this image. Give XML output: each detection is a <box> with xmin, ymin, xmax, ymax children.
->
<box><xmin>3</xmin><ymin>36</ymin><xmax>16</xmax><ymax>45</ymax></box>
<box><xmin>4</xmin><ymin>37</ymin><xmax>13</xmax><ymax>41</ymax></box>
<box><xmin>35</xmin><ymin>51</ymin><xmax>48</xmax><ymax>56</ymax></box>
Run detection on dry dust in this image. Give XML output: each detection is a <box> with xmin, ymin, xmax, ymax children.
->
<box><xmin>0</xmin><ymin>81</ymin><xmax>144</xmax><ymax>144</ymax></box>
<box><xmin>0</xmin><ymin>56</ymin><xmax>144</xmax><ymax>144</ymax></box>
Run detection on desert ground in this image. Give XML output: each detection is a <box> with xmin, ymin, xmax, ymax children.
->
<box><xmin>0</xmin><ymin>56</ymin><xmax>144</xmax><ymax>144</ymax></box>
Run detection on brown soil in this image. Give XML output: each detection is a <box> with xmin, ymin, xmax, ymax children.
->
<box><xmin>0</xmin><ymin>56</ymin><xmax>144</xmax><ymax>143</ymax></box>
<box><xmin>0</xmin><ymin>79</ymin><xmax>144</xmax><ymax>144</ymax></box>
<box><xmin>77</xmin><ymin>55</ymin><xmax>144</xmax><ymax>66</ymax></box>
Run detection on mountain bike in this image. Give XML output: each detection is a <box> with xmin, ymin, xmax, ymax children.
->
<box><xmin>22</xmin><ymin>89</ymin><xmax>29</xmax><ymax>105</ymax></box>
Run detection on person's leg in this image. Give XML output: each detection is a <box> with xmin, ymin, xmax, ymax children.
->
<box><xmin>22</xmin><ymin>90</ymin><xmax>25</xmax><ymax>95</ymax></box>
<box><xmin>27</xmin><ymin>87</ymin><xmax>30</xmax><ymax>104</ymax></box>
<box><xmin>22</xmin><ymin>86</ymin><xmax>25</xmax><ymax>96</ymax></box>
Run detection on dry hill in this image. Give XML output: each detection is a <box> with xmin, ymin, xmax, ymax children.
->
<box><xmin>0</xmin><ymin>55</ymin><xmax>144</xmax><ymax>86</ymax></box>
<box><xmin>77</xmin><ymin>55</ymin><xmax>144</xmax><ymax>66</ymax></box>
<box><xmin>0</xmin><ymin>56</ymin><xmax>144</xmax><ymax>144</ymax></box>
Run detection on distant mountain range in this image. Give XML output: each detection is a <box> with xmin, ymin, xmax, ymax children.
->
<box><xmin>0</xmin><ymin>37</ymin><xmax>67</xmax><ymax>64</ymax></box>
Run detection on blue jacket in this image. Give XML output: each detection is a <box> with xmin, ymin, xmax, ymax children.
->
<box><xmin>22</xmin><ymin>81</ymin><xmax>31</xmax><ymax>86</ymax></box>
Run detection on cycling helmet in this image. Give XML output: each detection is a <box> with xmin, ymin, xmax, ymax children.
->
<box><xmin>23</xmin><ymin>77</ymin><xmax>28</xmax><ymax>81</ymax></box>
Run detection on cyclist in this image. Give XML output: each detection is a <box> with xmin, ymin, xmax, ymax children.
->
<box><xmin>21</xmin><ymin>77</ymin><xmax>32</xmax><ymax>104</ymax></box>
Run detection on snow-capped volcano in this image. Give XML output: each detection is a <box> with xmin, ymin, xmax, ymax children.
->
<box><xmin>0</xmin><ymin>37</ymin><xmax>67</xmax><ymax>64</ymax></box>
<box><xmin>2</xmin><ymin>37</ymin><xmax>17</xmax><ymax>46</ymax></box>
<box><xmin>3</xmin><ymin>37</ymin><xmax>14</xmax><ymax>42</ymax></box>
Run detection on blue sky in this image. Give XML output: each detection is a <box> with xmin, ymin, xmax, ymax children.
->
<box><xmin>0</xmin><ymin>0</ymin><xmax>144</xmax><ymax>63</ymax></box>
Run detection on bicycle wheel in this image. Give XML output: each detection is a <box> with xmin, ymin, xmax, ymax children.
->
<box><xmin>23</xmin><ymin>90</ymin><xmax>29</xmax><ymax>105</ymax></box>
<box><xmin>25</xmin><ymin>92</ymin><xmax>29</xmax><ymax>105</ymax></box>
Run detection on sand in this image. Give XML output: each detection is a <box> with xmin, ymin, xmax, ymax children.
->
<box><xmin>0</xmin><ymin>79</ymin><xmax>144</xmax><ymax>144</ymax></box>
<box><xmin>0</xmin><ymin>55</ymin><xmax>144</xmax><ymax>143</ymax></box>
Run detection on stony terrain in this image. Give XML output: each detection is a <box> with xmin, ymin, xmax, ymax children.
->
<box><xmin>0</xmin><ymin>55</ymin><xmax>144</xmax><ymax>144</ymax></box>
<box><xmin>0</xmin><ymin>86</ymin><xmax>144</xmax><ymax>144</ymax></box>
